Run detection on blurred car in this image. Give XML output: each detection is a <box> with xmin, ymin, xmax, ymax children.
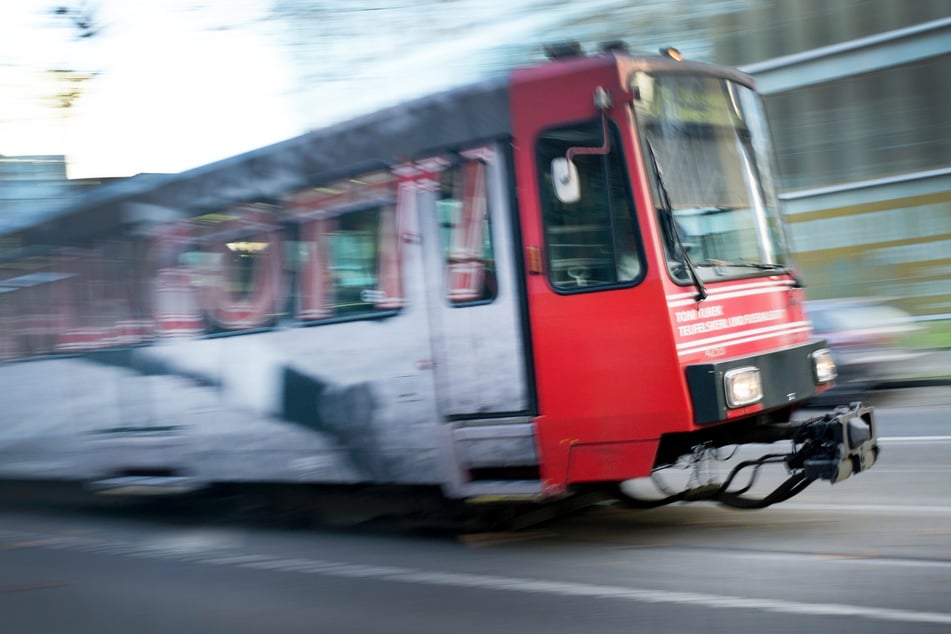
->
<box><xmin>805</xmin><ymin>298</ymin><xmax>924</xmax><ymax>385</ymax></box>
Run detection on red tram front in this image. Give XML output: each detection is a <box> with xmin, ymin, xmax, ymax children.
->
<box><xmin>508</xmin><ymin>46</ymin><xmax>876</xmax><ymax>505</ymax></box>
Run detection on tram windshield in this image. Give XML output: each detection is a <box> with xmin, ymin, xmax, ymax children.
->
<box><xmin>631</xmin><ymin>71</ymin><xmax>791</xmax><ymax>284</ymax></box>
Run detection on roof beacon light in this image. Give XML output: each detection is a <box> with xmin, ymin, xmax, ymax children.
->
<box><xmin>659</xmin><ymin>47</ymin><xmax>683</xmax><ymax>61</ymax></box>
<box><xmin>600</xmin><ymin>40</ymin><xmax>629</xmax><ymax>55</ymax></box>
<box><xmin>544</xmin><ymin>41</ymin><xmax>584</xmax><ymax>60</ymax></box>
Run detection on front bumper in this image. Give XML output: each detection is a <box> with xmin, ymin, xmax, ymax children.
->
<box><xmin>685</xmin><ymin>339</ymin><xmax>830</xmax><ymax>425</ymax></box>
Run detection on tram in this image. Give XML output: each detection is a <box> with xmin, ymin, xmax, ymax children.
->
<box><xmin>0</xmin><ymin>43</ymin><xmax>877</xmax><ymax>514</ymax></box>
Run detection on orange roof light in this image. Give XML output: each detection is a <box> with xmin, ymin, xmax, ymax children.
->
<box><xmin>659</xmin><ymin>47</ymin><xmax>683</xmax><ymax>61</ymax></box>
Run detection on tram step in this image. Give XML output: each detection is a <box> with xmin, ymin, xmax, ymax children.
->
<box><xmin>458</xmin><ymin>479</ymin><xmax>544</xmax><ymax>503</ymax></box>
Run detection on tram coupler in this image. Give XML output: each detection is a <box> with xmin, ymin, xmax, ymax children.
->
<box><xmin>613</xmin><ymin>402</ymin><xmax>880</xmax><ymax>510</ymax></box>
<box><xmin>786</xmin><ymin>402</ymin><xmax>878</xmax><ymax>484</ymax></box>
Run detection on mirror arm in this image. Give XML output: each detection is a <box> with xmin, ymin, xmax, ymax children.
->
<box><xmin>566</xmin><ymin>110</ymin><xmax>611</xmax><ymax>163</ymax></box>
<box><xmin>565</xmin><ymin>86</ymin><xmax>613</xmax><ymax>163</ymax></box>
<box><xmin>552</xmin><ymin>87</ymin><xmax>613</xmax><ymax>203</ymax></box>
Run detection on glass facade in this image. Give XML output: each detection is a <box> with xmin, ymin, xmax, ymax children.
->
<box><xmin>766</xmin><ymin>56</ymin><xmax>951</xmax><ymax>191</ymax></box>
<box><xmin>703</xmin><ymin>1</ymin><xmax>950</xmax><ymax>313</ymax></box>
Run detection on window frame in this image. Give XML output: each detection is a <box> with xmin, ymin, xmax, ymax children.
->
<box><xmin>535</xmin><ymin>118</ymin><xmax>646</xmax><ymax>294</ymax></box>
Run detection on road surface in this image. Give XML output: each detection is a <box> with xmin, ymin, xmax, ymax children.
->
<box><xmin>1</xmin><ymin>386</ymin><xmax>949</xmax><ymax>633</ymax></box>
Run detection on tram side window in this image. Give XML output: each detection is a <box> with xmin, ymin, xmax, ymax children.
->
<box><xmin>537</xmin><ymin>121</ymin><xmax>643</xmax><ymax>290</ymax></box>
<box><xmin>174</xmin><ymin>208</ymin><xmax>284</xmax><ymax>334</ymax></box>
<box><xmin>0</xmin><ymin>242</ymin><xmax>153</xmax><ymax>360</ymax></box>
<box><xmin>0</xmin><ymin>261</ymin><xmax>62</xmax><ymax>359</ymax></box>
<box><xmin>297</xmin><ymin>205</ymin><xmax>400</xmax><ymax>321</ymax></box>
<box><xmin>329</xmin><ymin>209</ymin><xmax>381</xmax><ymax>314</ymax></box>
<box><xmin>436</xmin><ymin>159</ymin><xmax>497</xmax><ymax>304</ymax></box>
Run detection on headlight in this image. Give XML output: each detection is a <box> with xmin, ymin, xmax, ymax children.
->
<box><xmin>724</xmin><ymin>367</ymin><xmax>762</xmax><ymax>408</ymax></box>
<box><xmin>812</xmin><ymin>348</ymin><xmax>837</xmax><ymax>384</ymax></box>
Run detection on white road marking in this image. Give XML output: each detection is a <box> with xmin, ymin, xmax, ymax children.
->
<box><xmin>2</xmin><ymin>528</ymin><xmax>951</xmax><ymax>625</ymax></box>
<box><xmin>879</xmin><ymin>436</ymin><xmax>951</xmax><ymax>443</ymax></box>
<box><xmin>715</xmin><ymin>549</ymin><xmax>951</xmax><ymax>570</ymax></box>
<box><xmin>780</xmin><ymin>503</ymin><xmax>951</xmax><ymax>515</ymax></box>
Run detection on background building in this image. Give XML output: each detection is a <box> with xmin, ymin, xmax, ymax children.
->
<box><xmin>0</xmin><ymin>155</ymin><xmax>70</xmax><ymax>235</ymax></box>
<box><xmin>712</xmin><ymin>2</ymin><xmax>950</xmax><ymax>315</ymax></box>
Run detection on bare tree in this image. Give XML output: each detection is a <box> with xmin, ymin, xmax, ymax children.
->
<box><xmin>52</xmin><ymin>1</ymin><xmax>103</xmax><ymax>39</ymax></box>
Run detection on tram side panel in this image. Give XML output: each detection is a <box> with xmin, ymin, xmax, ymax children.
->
<box><xmin>0</xmin><ymin>215</ymin><xmax>443</xmax><ymax>488</ymax></box>
<box><xmin>0</xmin><ymin>143</ymin><xmax>533</xmax><ymax>493</ymax></box>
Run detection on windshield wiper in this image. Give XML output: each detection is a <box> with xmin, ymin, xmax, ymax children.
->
<box><xmin>695</xmin><ymin>260</ymin><xmax>785</xmax><ymax>270</ymax></box>
<box><xmin>646</xmin><ymin>140</ymin><xmax>706</xmax><ymax>301</ymax></box>
<box><xmin>695</xmin><ymin>259</ymin><xmax>806</xmax><ymax>287</ymax></box>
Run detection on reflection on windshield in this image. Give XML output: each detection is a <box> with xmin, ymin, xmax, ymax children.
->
<box><xmin>632</xmin><ymin>71</ymin><xmax>790</xmax><ymax>284</ymax></box>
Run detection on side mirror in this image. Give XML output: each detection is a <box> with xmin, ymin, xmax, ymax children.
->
<box><xmin>551</xmin><ymin>158</ymin><xmax>580</xmax><ymax>203</ymax></box>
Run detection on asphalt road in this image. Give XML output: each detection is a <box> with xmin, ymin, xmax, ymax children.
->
<box><xmin>1</xmin><ymin>386</ymin><xmax>949</xmax><ymax>634</ymax></box>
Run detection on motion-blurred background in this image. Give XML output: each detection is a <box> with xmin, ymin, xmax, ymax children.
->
<box><xmin>2</xmin><ymin>1</ymin><xmax>949</xmax><ymax>365</ymax></box>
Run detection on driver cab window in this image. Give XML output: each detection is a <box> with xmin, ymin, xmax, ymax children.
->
<box><xmin>537</xmin><ymin>121</ymin><xmax>642</xmax><ymax>291</ymax></box>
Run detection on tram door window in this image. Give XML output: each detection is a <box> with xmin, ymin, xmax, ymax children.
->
<box><xmin>536</xmin><ymin>121</ymin><xmax>643</xmax><ymax>290</ymax></box>
<box><xmin>437</xmin><ymin>158</ymin><xmax>497</xmax><ymax>304</ymax></box>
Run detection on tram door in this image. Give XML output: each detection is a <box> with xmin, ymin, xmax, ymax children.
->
<box><xmin>513</xmin><ymin>109</ymin><xmax>684</xmax><ymax>487</ymax></box>
<box><xmin>421</xmin><ymin>146</ymin><xmax>530</xmax><ymax>420</ymax></box>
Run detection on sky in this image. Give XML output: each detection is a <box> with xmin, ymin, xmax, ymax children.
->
<box><xmin>1</xmin><ymin>1</ymin><xmax>301</xmax><ymax>179</ymax></box>
<box><xmin>0</xmin><ymin>0</ymin><xmax>706</xmax><ymax>180</ymax></box>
